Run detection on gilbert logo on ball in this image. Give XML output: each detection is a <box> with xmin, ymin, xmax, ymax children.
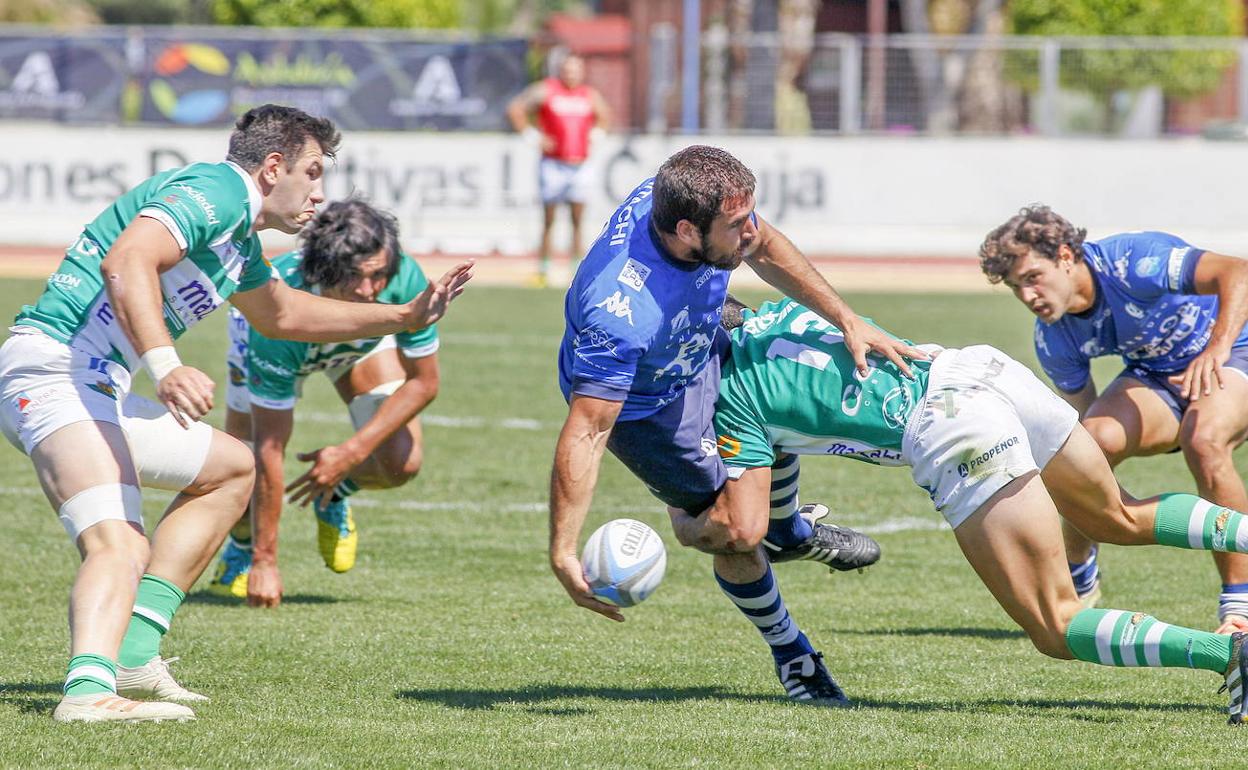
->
<box><xmin>581</xmin><ymin>518</ymin><xmax>667</xmax><ymax>607</ymax></box>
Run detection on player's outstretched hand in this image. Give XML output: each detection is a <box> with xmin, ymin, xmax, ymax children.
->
<box><xmin>247</xmin><ymin>561</ymin><xmax>283</xmax><ymax>609</ymax></box>
<box><xmin>1169</xmin><ymin>346</ymin><xmax>1228</xmax><ymax>402</ymax></box>
<box><xmin>840</xmin><ymin>316</ymin><xmax>929</xmax><ymax>379</ymax></box>
<box><xmin>404</xmin><ymin>260</ymin><xmax>475</xmax><ymax>332</ymax></box>
<box><xmin>156</xmin><ymin>365</ymin><xmax>214</xmax><ymax>428</ymax></box>
<box><xmin>286</xmin><ymin>444</ymin><xmax>360</xmax><ymax>507</ymax></box>
<box><xmin>551</xmin><ymin>553</ymin><xmax>624</xmax><ymax>622</ymax></box>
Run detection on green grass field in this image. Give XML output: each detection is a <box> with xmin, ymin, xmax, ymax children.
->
<box><xmin>0</xmin><ymin>279</ymin><xmax>1245</xmax><ymax>767</ymax></box>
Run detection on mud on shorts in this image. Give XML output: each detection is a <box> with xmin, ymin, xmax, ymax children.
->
<box><xmin>904</xmin><ymin>345</ymin><xmax>1080</xmax><ymax>529</ymax></box>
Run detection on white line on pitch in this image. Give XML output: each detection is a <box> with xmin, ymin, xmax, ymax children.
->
<box><xmin>293</xmin><ymin>412</ymin><xmax>550</xmax><ymax>430</ymax></box>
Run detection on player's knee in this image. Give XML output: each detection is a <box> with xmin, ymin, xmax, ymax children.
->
<box><xmin>205</xmin><ymin>434</ymin><xmax>256</xmax><ymax>497</ymax></box>
<box><xmin>1179</xmin><ymin>425</ymin><xmax>1233</xmax><ymax>477</ymax></box>
<box><xmin>704</xmin><ymin>508</ymin><xmax>767</xmax><ymax>552</ymax></box>
<box><xmin>1028</xmin><ymin>605</ymin><xmax>1079</xmax><ymax>660</ymax></box>
<box><xmin>79</xmin><ymin>521</ymin><xmax>150</xmax><ymax>580</ymax></box>
<box><xmin>1082</xmin><ymin>418</ymin><xmax>1128</xmax><ymax>463</ymax></box>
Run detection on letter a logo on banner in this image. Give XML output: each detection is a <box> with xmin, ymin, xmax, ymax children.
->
<box><xmin>413</xmin><ymin>55</ymin><xmax>461</xmax><ymax>104</ymax></box>
<box><xmin>12</xmin><ymin>51</ymin><xmax>59</xmax><ymax>95</ymax></box>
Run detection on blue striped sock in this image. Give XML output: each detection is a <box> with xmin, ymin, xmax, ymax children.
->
<box><xmin>715</xmin><ymin>564</ymin><xmax>815</xmax><ymax>666</ymax></box>
<box><xmin>1069</xmin><ymin>545</ymin><xmax>1100</xmax><ymax>596</ymax></box>
<box><xmin>1220</xmin><ymin>581</ymin><xmax>1248</xmax><ymax>621</ymax></box>
<box><xmin>765</xmin><ymin>455</ymin><xmax>812</xmax><ymax>549</ymax></box>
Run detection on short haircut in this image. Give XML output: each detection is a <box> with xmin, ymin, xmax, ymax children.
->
<box><xmin>298</xmin><ymin>199</ymin><xmax>401</xmax><ymax>290</ymax></box>
<box><xmin>979</xmin><ymin>205</ymin><xmax>1087</xmax><ymax>284</ymax></box>
<box><xmin>720</xmin><ymin>293</ymin><xmax>749</xmax><ymax>331</ymax></box>
<box><xmin>652</xmin><ymin>145</ymin><xmax>756</xmax><ymax>236</ymax></box>
<box><xmin>226</xmin><ymin>104</ymin><xmax>341</xmax><ymax>172</ymax></box>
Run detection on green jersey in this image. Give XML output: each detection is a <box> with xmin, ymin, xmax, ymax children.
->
<box><xmin>714</xmin><ymin>298</ymin><xmax>933</xmax><ymax>469</ymax></box>
<box><xmin>244</xmin><ymin>250</ymin><xmax>438</xmax><ymax>410</ymax></box>
<box><xmin>14</xmin><ymin>162</ymin><xmax>272</xmax><ymax>369</ymax></box>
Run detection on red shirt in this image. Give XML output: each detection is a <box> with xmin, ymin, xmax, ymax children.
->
<box><xmin>538</xmin><ymin>77</ymin><xmax>596</xmax><ymax>163</ymax></box>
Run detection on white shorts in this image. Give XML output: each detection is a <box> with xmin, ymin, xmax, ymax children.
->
<box><xmin>903</xmin><ymin>345</ymin><xmax>1079</xmax><ymax>529</ymax></box>
<box><xmin>225</xmin><ymin>307</ymin><xmax>402</xmax><ymax>414</ymax></box>
<box><xmin>539</xmin><ymin>157</ymin><xmax>593</xmax><ymax>204</ymax></box>
<box><xmin>0</xmin><ymin>328</ymin><xmax>213</xmax><ymax>492</ymax></box>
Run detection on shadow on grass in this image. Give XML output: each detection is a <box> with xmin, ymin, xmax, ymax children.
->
<box><xmin>186</xmin><ymin>591</ymin><xmax>343</xmax><ymax>606</ymax></box>
<box><xmin>836</xmin><ymin>626</ymin><xmax>1026</xmax><ymax>641</ymax></box>
<box><xmin>0</xmin><ymin>682</ymin><xmax>60</xmax><ymax>716</ymax></box>
<box><xmin>398</xmin><ymin>685</ymin><xmax>1219</xmax><ymax>720</ymax></box>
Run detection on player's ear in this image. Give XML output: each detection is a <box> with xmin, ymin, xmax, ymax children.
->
<box><xmin>675</xmin><ymin>218</ymin><xmax>701</xmax><ymax>248</ymax></box>
<box><xmin>261</xmin><ymin>151</ymin><xmax>284</xmax><ymax>185</ymax></box>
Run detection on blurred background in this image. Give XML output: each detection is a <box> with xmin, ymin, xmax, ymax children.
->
<box><xmin>3</xmin><ymin>0</ymin><xmax>1248</xmax><ymax>287</ymax></box>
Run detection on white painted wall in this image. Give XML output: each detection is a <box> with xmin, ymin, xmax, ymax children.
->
<box><xmin>2</xmin><ymin>123</ymin><xmax>1246</xmax><ymax>257</ymax></box>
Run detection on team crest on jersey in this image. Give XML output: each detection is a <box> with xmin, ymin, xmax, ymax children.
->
<box><xmin>228</xmin><ymin>362</ymin><xmax>246</xmax><ymax>386</ymax></box>
<box><xmin>617</xmin><ymin>258</ymin><xmax>651</xmax><ymax>291</ymax></box>
<box><xmin>1134</xmin><ymin>255</ymin><xmax>1161</xmax><ymax>278</ymax></box>
<box><xmin>595</xmin><ymin>291</ymin><xmax>635</xmax><ymax>325</ymax></box>
<box><xmin>87</xmin><ymin>379</ymin><xmax>118</xmax><ymax>401</ymax></box>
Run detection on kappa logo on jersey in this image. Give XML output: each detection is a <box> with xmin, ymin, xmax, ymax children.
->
<box><xmin>670</xmin><ymin>306</ymin><xmax>690</xmax><ymax>335</ymax></box>
<box><xmin>617</xmin><ymin>258</ymin><xmax>651</xmax><ymax>291</ymax></box>
<box><xmin>694</xmin><ymin>267</ymin><xmax>716</xmax><ymax>289</ymax></box>
<box><xmin>594</xmin><ymin>291</ymin><xmax>634</xmax><ymax>326</ymax></box>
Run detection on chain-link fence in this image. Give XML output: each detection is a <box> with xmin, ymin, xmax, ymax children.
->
<box><xmin>690</xmin><ymin>32</ymin><xmax>1248</xmax><ymax>137</ymax></box>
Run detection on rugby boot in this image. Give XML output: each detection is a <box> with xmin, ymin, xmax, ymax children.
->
<box><xmin>117</xmin><ymin>657</ymin><xmax>208</xmax><ymax>703</ymax></box>
<box><xmin>315</xmin><ymin>496</ymin><xmax>357</xmax><ymax>573</ymax></box>
<box><xmin>765</xmin><ymin>503</ymin><xmax>881</xmax><ymax>572</ymax></box>
<box><xmin>1223</xmin><ymin>631</ymin><xmax>1248</xmax><ymax>725</ymax></box>
<box><xmin>52</xmin><ymin>693</ymin><xmax>194</xmax><ymax>723</ymax></box>
<box><xmin>776</xmin><ymin>651</ymin><xmax>850</xmax><ymax>707</ymax></box>
<box><xmin>207</xmin><ymin>536</ymin><xmax>251</xmax><ymax>599</ymax></box>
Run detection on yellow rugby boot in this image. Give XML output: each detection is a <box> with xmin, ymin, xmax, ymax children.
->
<box><xmin>315</xmin><ymin>497</ymin><xmax>357</xmax><ymax>573</ymax></box>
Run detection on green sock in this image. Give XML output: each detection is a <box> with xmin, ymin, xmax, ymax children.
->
<box><xmin>1154</xmin><ymin>493</ymin><xmax>1248</xmax><ymax>553</ymax></box>
<box><xmin>117</xmin><ymin>574</ymin><xmax>185</xmax><ymax>668</ymax></box>
<box><xmin>1066</xmin><ymin>608</ymin><xmax>1234</xmax><ymax>672</ymax></box>
<box><xmin>64</xmin><ymin>653</ymin><xmax>116</xmax><ymax>696</ymax></box>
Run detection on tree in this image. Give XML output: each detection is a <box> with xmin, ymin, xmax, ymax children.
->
<box><xmin>0</xmin><ymin>0</ymin><xmax>97</xmax><ymax>24</ymax></box>
<box><xmin>1008</xmin><ymin>0</ymin><xmax>1244</xmax><ymax>99</ymax></box>
<box><xmin>211</xmin><ymin>0</ymin><xmax>461</xmax><ymax>29</ymax></box>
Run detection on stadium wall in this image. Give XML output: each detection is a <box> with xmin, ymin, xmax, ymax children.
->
<box><xmin>3</xmin><ymin>123</ymin><xmax>1248</xmax><ymax>259</ymax></box>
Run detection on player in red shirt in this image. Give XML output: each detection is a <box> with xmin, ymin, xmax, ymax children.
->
<box><xmin>508</xmin><ymin>53</ymin><xmax>611</xmax><ymax>286</ymax></box>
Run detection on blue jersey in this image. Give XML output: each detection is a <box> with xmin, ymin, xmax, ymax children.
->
<box><xmin>558</xmin><ymin>178</ymin><xmax>732</xmax><ymax>421</ymax></box>
<box><xmin>1034</xmin><ymin>231</ymin><xmax>1248</xmax><ymax>393</ymax></box>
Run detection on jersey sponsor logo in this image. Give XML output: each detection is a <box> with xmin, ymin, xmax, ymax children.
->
<box><xmin>716</xmin><ymin>434</ymin><xmax>742</xmax><ymax>458</ymax></box>
<box><xmin>574</xmin><ymin>326</ymin><xmax>619</xmax><ymax>355</ymax></box>
<box><xmin>699</xmin><ymin>437</ymin><xmax>717</xmax><ymax>457</ymax></box>
<box><xmin>594</xmin><ymin>290</ymin><xmax>635</xmax><ymax>325</ymax></box>
<box><xmin>15</xmin><ymin>391</ymin><xmax>32</xmax><ymax>413</ymax></box>
<box><xmin>175</xmin><ymin>280</ymin><xmax>217</xmax><ymax>322</ymax></box>
<box><xmin>170</xmin><ymin>182</ymin><xmax>221</xmax><ymax>226</ymax></box>
<box><xmin>1124</xmin><ymin>302</ymin><xmax>1145</xmax><ymax>319</ymax></box>
<box><xmin>250</xmin><ymin>356</ymin><xmax>295</xmax><ymax>379</ymax></box>
<box><xmin>956</xmin><ymin>436</ymin><xmax>1020</xmax><ymax>478</ymax></box>
<box><xmin>48</xmin><ymin>272</ymin><xmax>82</xmax><ymax>289</ymax></box>
<box><xmin>1134</xmin><ymin>255</ymin><xmax>1162</xmax><ymax>278</ymax></box>
<box><xmin>608</xmin><ymin>182</ymin><xmax>653</xmax><ymax>247</ymax></box>
<box><xmin>670</xmin><ymin>306</ymin><xmax>690</xmax><ymax>335</ymax></box>
<box><xmin>824</xmin><ymin>442</ymin><xmax>903</xmax><ymax>464</ymax></box>
<box><xmin>617</xmin><ymin>258</ymin><xmax>651</xmax><ymax>291</ymax></box>
<box><xmin>1167</xmin><ymin>247</ymin><xmax>1190</xmax><ymax>291</ymax></box>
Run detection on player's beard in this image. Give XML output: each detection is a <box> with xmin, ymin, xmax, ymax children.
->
<box><xmin>690</xmin><ymin>239</ymin><xmax>745</xmax><ymax>270</ymax></box>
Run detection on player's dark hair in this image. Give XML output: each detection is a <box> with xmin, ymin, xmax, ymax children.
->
<box><xmin>226</xmin><ymin>104</ymin><xmax>341</xmax><ymax>172</ymax></box>
<box><xmin>979</xmin><ymin>205</ymin><xmax>1087</xmax><ymax>284</ymax></box>
<box><xmin>721</xmin><ymin>294</ymin><xmax>750</xmax><ymax>331</ymax></box>
<box><xmin>298</xmin><ymin>199</ymin><xmax>401</xmax><ymax>290</ymax></box>
<box><xmin>652</xmin><ymin>145</ymin><xmax>756</xmax><ymax>237</ymax></box>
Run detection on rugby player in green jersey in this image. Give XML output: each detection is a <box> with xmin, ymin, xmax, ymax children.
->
<box><xmin>0</xmin><ymin>105</ymin><xmax>472</xmax><ymax>723</ymax></box>
<box><xmin>678</xmin><ymin>297</ymin><xmax>1248</xmax><ymax>724</ymax></box>
<box><xmin>208</xmin><ymin>200</ymin><xmax>440</xmax><ymax>607</ymax></box>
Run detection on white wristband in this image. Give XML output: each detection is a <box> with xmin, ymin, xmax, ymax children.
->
<box><xmin>141</xmin><ymin>345</ymin><xmax>182</xmax><ymax>383</ymax></box>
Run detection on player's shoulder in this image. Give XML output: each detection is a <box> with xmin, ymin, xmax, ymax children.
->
<box><xmin>267</xmin><ymin>250</ymin><xmax>306</xmax><ymax>288</ymax></box>
<box><xmin>1089</xmin><ymin>231</ymin><xmax>1194</xmax><ymax>289</ymax></box>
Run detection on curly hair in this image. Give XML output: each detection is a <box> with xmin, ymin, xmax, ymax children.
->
<box><xmin>652</xmin><ymin>145</ymin><xmax>756</xmax><ymax>236</ymax></box>
<box><xmin>226</xmin><ymin>104</ymin><xmax>341</xmax><ymax>172</ymax></box>
<box><xmin>979</xmin><ymin>205</ymin><xmax>1087</xmax><ymax>284</ymax></box>
<box><xmin>298</xmin><ymin>199</ymin><xmax>401</xmax><ymax>290</ymax></box>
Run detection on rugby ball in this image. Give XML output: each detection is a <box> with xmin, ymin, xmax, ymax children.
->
<box><xmin>582</xmin><ymin>518</ymin><xmax>667</xmax><ymax>607</ymax></box>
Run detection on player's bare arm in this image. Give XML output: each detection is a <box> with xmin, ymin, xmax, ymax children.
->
<box><xmin>549</xmin><ymin>393</ymin><xmax>626</xmax><ymax>623</ymax></box>
<box><xmin>231</xmin><ymin>261</ymin><xmax>473</xmax><ymax>342</ymax></box>
<box><xmin>1057</xmin><ymin>380</ymin><xmax>1098</xmax><ymax>417</ymax></box>
<box><xmin>287</xmin><ymin>354</ymin><xmax>439</xmax><ymax>507</ymax></box>
<box><xmin>668</xmin><ymin>466</ymin><xmax>771</xmax><ymax>554</ymax></box>
<box><xmin>744</xmin><ymin>215</ymin><xmax>928</xmax><ymax>377</ymax></box>
<box><xmin>102</xmin><ymin>216</ymin><xmax>215</xmax><ymax>427</ymax></box>
<box><xmin>247</xmin><ymin>403</ymin><xmax>295</xmax><ymax>608</ymax></box>
<box><xmin>1171</xmin><ymin>252</ymin><xmax>1248</xmax><ymax>400</ymax></box>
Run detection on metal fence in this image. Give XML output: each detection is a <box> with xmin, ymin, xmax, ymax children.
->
<box><xmin>692</xmin><ymin>32</ymin><xmax>1248</xmax><ymax>137</ymax></box>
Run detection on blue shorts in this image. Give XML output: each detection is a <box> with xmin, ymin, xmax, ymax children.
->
<box><xmin>1115</xmin><ymin>345</ymin><xmax>1248</xmax><ymax>421</ymax></box>
<box><xmin>605</xmin><ymin>336</ymin><xmax>729</xmax><ymax>514</ymax></box>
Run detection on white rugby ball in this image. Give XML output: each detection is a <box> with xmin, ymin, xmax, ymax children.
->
<box><xmin>582</xmin><ymin>518</ymin><xmax>667</xmax><ymax>607</ymax></box>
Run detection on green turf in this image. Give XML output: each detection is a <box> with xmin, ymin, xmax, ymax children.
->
<box><xmin>0</xmin><ymin>280</ymin><xmax>1244</xmax><ymax>767</ymax></box>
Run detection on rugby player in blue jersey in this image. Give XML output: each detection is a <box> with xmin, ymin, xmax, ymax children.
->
<box><xmin>980</xmin><ymin>206</ymin><xmax>1248</xmax><ymax>634</ymax></box>
<box><xmin>549</xmin><ymin>145</ymin><xmax>924</xmax><ymax>705</ymax></box>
